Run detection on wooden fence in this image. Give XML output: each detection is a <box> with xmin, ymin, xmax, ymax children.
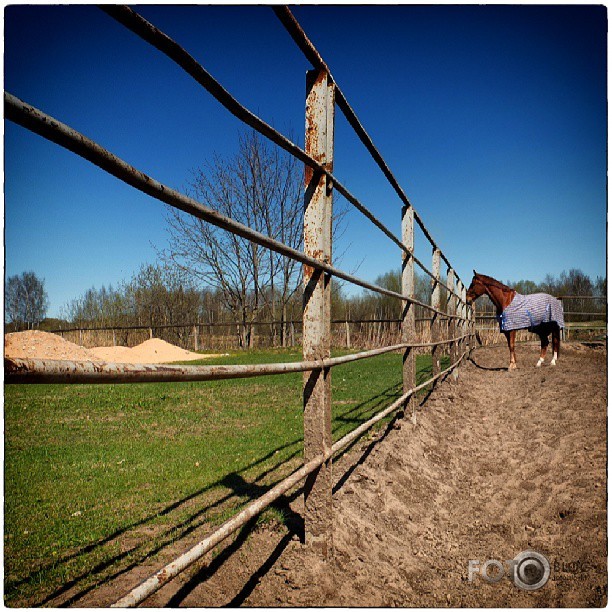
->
<box><xmin>46</xmin><ymin>293</ymin><xmax>605</xmax><ymax>352</ymax></box>
<box><xmin>4</xmin><ymin>6</ymin><xmax>475</xmax><ymax>606</ymax></box>
<box><xmin>46</xmin><ymin>313</ymin><xmax>461</xmax><ymax>352</ymax></box>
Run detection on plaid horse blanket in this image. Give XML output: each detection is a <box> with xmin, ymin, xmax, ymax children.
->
<box><xmin>498</xmin><ymin>293</ymin><xmax>565</xmax><ymax>332</ymax></box>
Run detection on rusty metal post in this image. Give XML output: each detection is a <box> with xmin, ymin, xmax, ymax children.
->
<box><xmin>460</xmin><ymin>284</ymin><xmax>468</xmax><ymax>361</ymax></box>
<box><xmin>401</xmin><ymin>204</ymin><xmax>416</xmax><ymax>420</ymax></box>
<box><xmin>468</xmin><ymin>289</ymin><xmax>475</xmax><ymax>353</ymax></box>
<box><xmin>303</xmin><ymin>68</ymin><xmax>334</xmax><ymax>557</ymax></box>
<box><xmin>455</xmin><ymin>280</ymin><xmax>463</xmax><ymax>362</ymax></box>
<box><xmin>430</xmin><ymin>248</ymin><xmax>441</xmax><ymax>377</ymax></box>
<box><xmin>447</xmin><ymin>269</ymin><xmax>457</xmax><ymax>368</ymax></box>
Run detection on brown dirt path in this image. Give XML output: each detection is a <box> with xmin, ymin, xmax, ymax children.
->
<box><xmin>80</xmin><ymin>343</ymin><xmax>607</xmax><ymax>607</ymax></box>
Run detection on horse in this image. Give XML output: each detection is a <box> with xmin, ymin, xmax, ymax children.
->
<box><xmin>466</xmin><ymin>271</ymin><xmax>564</xmax><ymax>370</ymax></box>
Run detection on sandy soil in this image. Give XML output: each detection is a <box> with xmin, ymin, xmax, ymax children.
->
<box><xmin>40</xmin><ymin>343</ymin><xmax>608</xmax><ymax>607</ymax></box>
<box><xmin>4</xmin><ymin>330</ymin><xmax>215</xmax><ymax>363</ymax></box>
<box><xmin>5</xmin><ymin>330</ymin><xmax>96</xmax><ymax>361</ymax></box>
<box><xmin>89</xmin><ymin>338</ymin><xmax>212</xmax><ymax>363</ymax></box>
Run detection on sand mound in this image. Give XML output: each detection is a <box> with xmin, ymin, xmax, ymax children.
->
<box><xmin>5</xmin><ymin>331</ymin><xmax>215</xmax><ymax>364</ymax></box>
<box><xmin>4</xmin><ymin>330</ymin><xmax>96</xmax><ymax>361</ymax></box>
<box><xmin>90</xmin><ymin>338</ymin><xmax>206</xmax><ymax>364</ymax></box>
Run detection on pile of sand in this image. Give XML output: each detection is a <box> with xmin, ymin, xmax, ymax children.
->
<box><xmin>90</xmin><ymin>338</ymin><xmax>207</xmax><ymax>364</ymax></box>
<box><xmin>5</xmin><ymin>330</ymin><xmax>213</xmax><ymax>364</ymax></box>
<box><xmin>5</xmin><ymin>330</ymin><xmax>96</xmax><ymax>361</ymax></box>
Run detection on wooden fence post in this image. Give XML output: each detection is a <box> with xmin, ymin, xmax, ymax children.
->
<box><xmin>401</xmin><ymin>204</ymin><xmax>416</xmax><ymax>420</ymax></box>
<box><xmin>431</xmin><ymin>248</ymin><xmax>441</xmax><ymax>377</ymax></box>
<box><xmin>303</xmin><ymin>68</ymin><xmax>334</xmax><ymax>557</ymax></box>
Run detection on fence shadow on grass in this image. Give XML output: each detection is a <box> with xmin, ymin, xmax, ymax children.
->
<box><xmin>166</xmin><ymin>402</ymin><xmax>410</xmax><ymax>607</ymax></box>
<box><xmin>24</xmin><ymin>381</ymin><xmax>409</xmax><ymax>607</ymax></box>
<box><xmin>32</xmin><ymin>438</ymin><xmax>304</xmax><ymax>607</ymax></box>
<box><xmin>163</xmin><ymin>379</ymin><xmax>443</xmax><ymax>607</ymax></box>
<box><xmin>167</xmin><ymin>472</ymin><xmax>304</xmax><ymax>607</ymax></box>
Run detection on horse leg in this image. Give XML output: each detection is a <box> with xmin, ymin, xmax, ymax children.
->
<box><xmin>551</xmin><ymin>325</ymin><xmax>560</xmax><ymax>365</ymax></box>
<box><xmin>504</xmin><ymin>330</ymin><xmax>517</xmax><ymax>370</ymax></box>
<box><xmin>536</xmin><ymin>331</ymin><xmax>549</xmax><ymax>367</ymax></box>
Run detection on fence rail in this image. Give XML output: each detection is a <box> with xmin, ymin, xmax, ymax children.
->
<box><xmin>5</xmin><ymin>333</ymin><xmax>471</xmax><ymax>385</ymax></box>
<box><xmin>5</xmin><ymin>5</ymin><xmax>475</xmax><ymax>606</ymax></box>
<box><xmin>110</xmin><ymin>347</ymin><xmax>469</xmax><ymax>608</ymax></box>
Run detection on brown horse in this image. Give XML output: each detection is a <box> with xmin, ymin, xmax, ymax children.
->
<box><xmin>466</xmin><ymin>271</ymin><xmax>563</xmax><ymax>370</ymax></box>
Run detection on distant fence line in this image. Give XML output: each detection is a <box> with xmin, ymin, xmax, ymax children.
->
<box><xmin>44</xmin><ymin>316</ymin><xmax>446</xmax><ymax>352</ymax></box>
<box><xmin>38</xmin><ymin>294</ymin><xmax>605</xmax><ymax>351</ymax></box>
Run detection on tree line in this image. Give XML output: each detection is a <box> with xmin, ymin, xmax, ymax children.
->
<box><xmin>5</xmin><ymin>130</ymin><xmax>605</xmax><ymax>342</ymax></box>
<box><xmin>6</xmin><ymin>263</ymin><xmax>604</xmax><ymax>344</ymax></box>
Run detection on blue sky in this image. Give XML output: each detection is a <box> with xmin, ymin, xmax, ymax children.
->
<box><xmin>5</xmin><ymin>5</ymin><xmax>607</xmax><ymax>318</ymax></box>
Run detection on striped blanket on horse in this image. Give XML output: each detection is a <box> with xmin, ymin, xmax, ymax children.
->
<box><xmin>498</xmin><ymin>293</ymin><xmax>565</xmax><ymax>332</ymax></box>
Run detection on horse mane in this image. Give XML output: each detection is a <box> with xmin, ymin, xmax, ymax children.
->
<box><xmin>475</xmin><ymin>273</ymin><xmax>513</xmax><ymax>293</ymax></box>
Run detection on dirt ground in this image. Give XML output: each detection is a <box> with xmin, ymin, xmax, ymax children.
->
<box><xmin>76</xmin><ymin>342</ymin><xmax>607</xmax><ymax>607</ymax></box>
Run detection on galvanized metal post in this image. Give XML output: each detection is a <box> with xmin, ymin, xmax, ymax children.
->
<box><xmin>303</xmin><ymin>68</ymin><xmax>334</xmax><ymax>558</ymax></box>
<box><xmin>401</xmin><ymin>204</ymin><xmax>416</xmax><ymax>419</ymax></box>
<box><xmin>431</xmin><ymin>248</ymin><xmax>441</xmax><ymax>377</ymax></box>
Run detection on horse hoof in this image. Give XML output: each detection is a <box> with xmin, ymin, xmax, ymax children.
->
<box><xmin>536</xmin><ymin>359</ymin><xmax>544</xmax><ymax>367</ymax></box>
<box><xmin>508</xmin><ymin>364</ymin><xmax>517</xmax><ymax>371</ymax></box>
<box><xmin>550</xmin><ymin>360</ymin><xmax>557</xmax><ymax>366</ymax></box>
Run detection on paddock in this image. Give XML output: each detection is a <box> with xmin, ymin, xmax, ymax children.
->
<box><xmin>4</xmin><ymin>5</ymin><xmax>606</xmax><ymax>608</ymax></box>
<box><xmin>68</xmin><ymin>342</ymin><xmax>604</xmax><ymax>608</ymax></box>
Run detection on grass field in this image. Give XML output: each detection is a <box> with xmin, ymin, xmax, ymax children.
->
<box><xmin>4</xmin><ymin>348</ymin><xmax>447</xmax><ymax>606</ymax></box>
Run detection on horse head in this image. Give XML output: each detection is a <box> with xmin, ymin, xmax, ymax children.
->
<box><xmin>466</xmin><ymin>270</ymin><xmax>487</xmax><ymax>304</ymax></box>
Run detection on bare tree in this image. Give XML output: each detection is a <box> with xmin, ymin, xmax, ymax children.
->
<box><xmin>5</xmin><ymin>271</ymin><xmax>49</xmax><ymax>330</ymax></box>
<box><xmin>163</xmin><ymin>131</ymin><xmax>304</xmax><ymax>348</ymax></box>
<box><xmin>126</xmin><ymin>263</ymin><xmax>202</xmax><ymax>345</ymax></box>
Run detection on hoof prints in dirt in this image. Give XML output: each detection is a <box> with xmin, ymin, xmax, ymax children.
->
<box><xmin>94</xmin><ymin>344</ymin><xmax>608</xmax><ymax>607</ymax></box>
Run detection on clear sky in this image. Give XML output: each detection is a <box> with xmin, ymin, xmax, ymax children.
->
<box><xmin>5</xmin><ymin>5</ymin><xmax>607</xmax><ymax>318</ymax></box>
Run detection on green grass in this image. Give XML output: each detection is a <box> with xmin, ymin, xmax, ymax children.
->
<box><xmin>4</xmin><ymin>348</ymin><xmax>447</xmax><ymax>606</ymax></box>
